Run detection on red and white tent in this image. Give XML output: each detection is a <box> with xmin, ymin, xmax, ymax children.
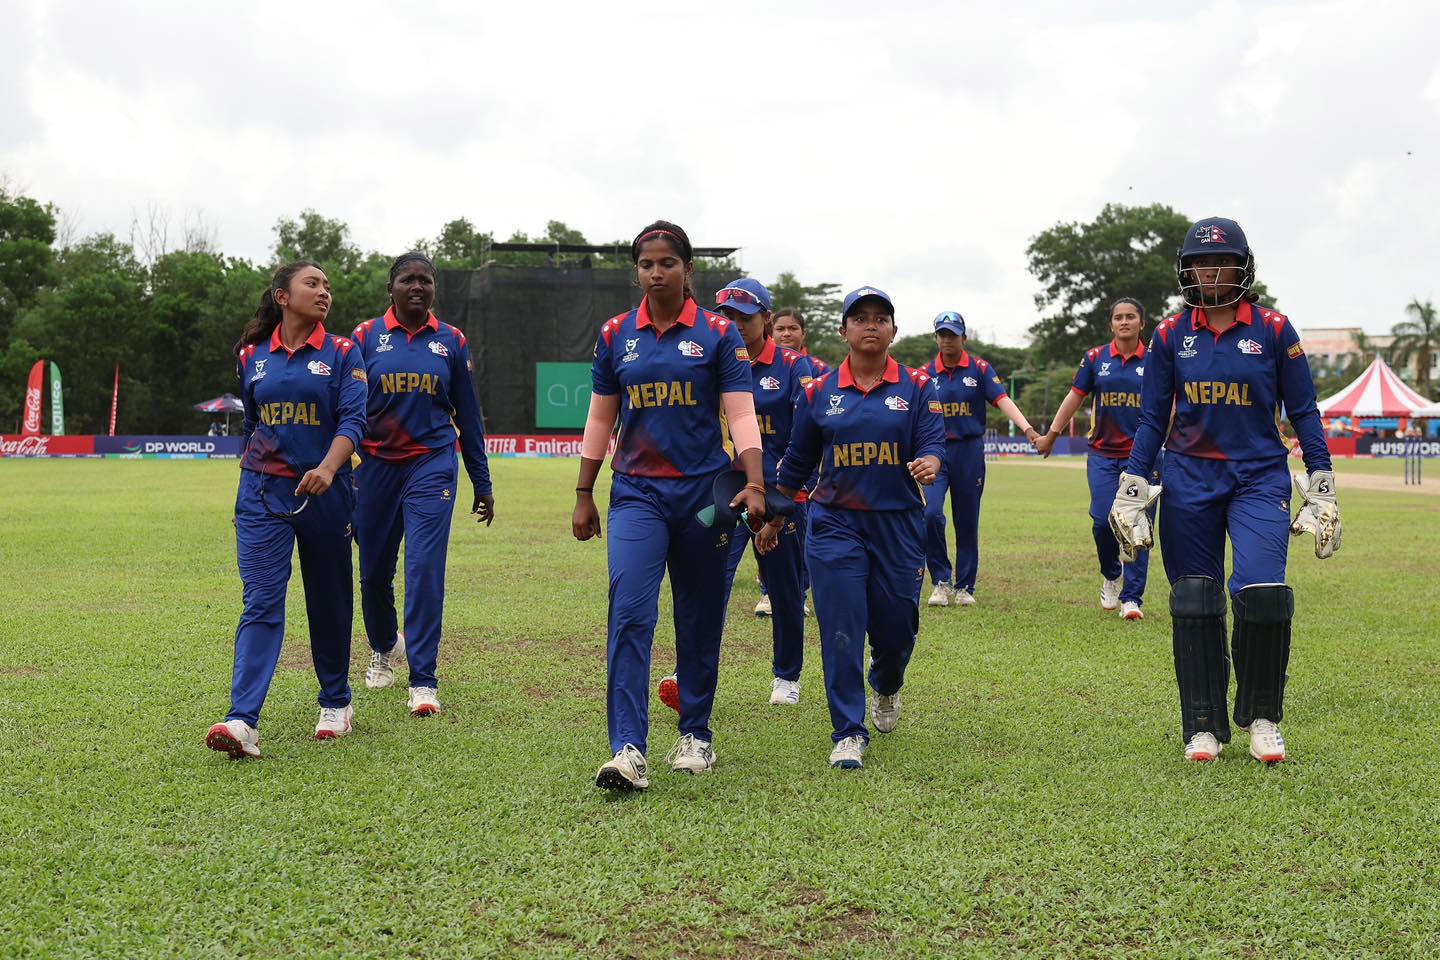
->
<box><xmin>1317</xmin><ymin>358</ymin><xmax>1433</xmax><ymax>417</ymax></box>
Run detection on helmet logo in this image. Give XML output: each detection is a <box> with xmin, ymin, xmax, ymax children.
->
<box><xmin>1197</xmin><ymin>224</ymin><xmax>1228</xmax><ymax>244</ymax></box>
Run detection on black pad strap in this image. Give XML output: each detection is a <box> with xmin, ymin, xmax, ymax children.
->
<box><xmin>1170</xmin><ymin>577</ymin><xmax>1230</xmax><ymax>742</ymax></box>
<box><xmin>1232</xmin><ymin>584</ymin><xmax>1294</xmax><ymax>728</ymax></box>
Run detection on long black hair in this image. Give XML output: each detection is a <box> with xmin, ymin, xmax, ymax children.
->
<box><xmin>234</xmin><ymin>260</ymin><xmax>324</xmax><ymax>357</ymax></box>
<box><xmin>1109</xmin><ymin>297</ymin><xmax>1146</xmax><ymax>324</ymax></box>
<box><xmin>631</xmin><ymin>220</ymin><xmax>694</xmax><ymax>300</ymax></box>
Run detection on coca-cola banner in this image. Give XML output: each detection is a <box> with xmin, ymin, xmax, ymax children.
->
<box><xmin>22</xmin><ymin>361</ymin><xmax>44</xmax><ymax>437</ymax></box>
<box><xmin>0</xmin><ymin>435</ymin><xmax>97</xmax><ymax>458</ymax></box>
<box><xmin>93</xmin><ymin>436</ymin><xmax>244</xmax><ymax>458</ymax></box>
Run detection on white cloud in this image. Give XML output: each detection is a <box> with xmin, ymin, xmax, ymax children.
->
<box><xmin>3</xmin><ymin>0</ymin><xmax>1436</xmax><ymax>346</ymax></box>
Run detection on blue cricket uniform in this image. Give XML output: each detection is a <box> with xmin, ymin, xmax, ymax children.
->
<box><xmin>1070</xmin><ymin>340</ymin><xmax>1162</xmax><ymax>605</ymax></box>
<box><xmin>922</xmin><ymin>350</ymin><xmax>1007</xmax><ymax>593</ymax></box>
<box><xmin>593</xmin><ymin>297</ymin><xmax>753</xmax><ymax>755</ymax></box>
<box><xmin>719</xmin><ymin>339</ymin><xmax>815</xmax><ymax>681</ymax></box>
<box><xmin>351</xmin><ymin>308</ymin><xmax>493</xmax><ymax>689</ymax></box>
<box><xmin>1126</xmin><ymin>303</ymin><xmax>1330</xmax><ymax>593</ymax></box>
<box><xmin>230</xmin><ymin>323</ymin><xmax>367</xmax><ymax>727</ymax></box>
<box><xmin>800</xmin><ymin>349</ymin><xmax>829</xmax><ymax>376</ymax></box>
<box><xmin>778</xmin><ymin>357</ymin><xmax>945</xmax><ymax>742</ymax></box>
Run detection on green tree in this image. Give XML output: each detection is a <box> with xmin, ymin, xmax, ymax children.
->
<box><xmin>273</xmin><ymin>209</ymin><xmax>360</xmax><ymax>271</ymax></box>
<box><xmin>430</xmin><ymin>218</ymin><xmax>494</xmax><ymax>269</ymax></box>
<box><xmin>767</xmin><ymin>271</ymin><xmax>845</xmax><ymax>364</ymax></box>
<box><xmin>1390</xmin><ymin>298</ymin><xmax>1438</xmax><ymax>394</ymax></box>
<box><xmin>0</xmin><ymin>186</ymin><xmax>59</xmax><ymax>343</ymax></box>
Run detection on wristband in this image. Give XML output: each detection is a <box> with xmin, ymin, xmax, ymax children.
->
<box><xmin>575</xmin><ymin>486</ymin><xmax>594</xmax><ymax>493</ymax></box>
<box><xmin>744</xmin><ymin>481</ymin><xmax>765</xmax><ymax>494</ymax></box>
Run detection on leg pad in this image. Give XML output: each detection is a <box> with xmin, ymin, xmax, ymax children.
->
<box><xmin>1231</xmin><ymin>584</ymin><xmax>1294</xmax><ymax>729</ymax></box>
<box><xmin>1170</xmin><ymin>576</ymin><xmax>1230</xmax><ymax>743</ymax></box>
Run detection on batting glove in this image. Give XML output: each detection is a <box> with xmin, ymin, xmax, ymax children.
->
<box><xmin>1108</xmin><ymin>472</ymin><xmax>1163</xmax><ymax>563</ymax></box>
<box><xmin>1291</xmin><ymin>470</ymin><xmax>1341</xmax><ymax>559</ymax></box>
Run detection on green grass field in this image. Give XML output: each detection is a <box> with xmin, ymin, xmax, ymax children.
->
<box><xmin>1</xmin><ymin>458</ymin><xmax>1437</xmax><ymax>959</ymax></box>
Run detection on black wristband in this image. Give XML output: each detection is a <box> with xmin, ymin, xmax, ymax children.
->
<box><xmin>575</xmin><ymin>486</ymin><xmax>594</xmax><ymax>493</ymax></box>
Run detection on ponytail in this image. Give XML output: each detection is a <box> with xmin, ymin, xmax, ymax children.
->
<box><xmin>234</xmin><ymin>260</ymin><xmax>323</xmax><ymax>357</ymax></box>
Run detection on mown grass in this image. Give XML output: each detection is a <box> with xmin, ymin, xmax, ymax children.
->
<box><xmin>1</xmin><ymin>457</ymin><xmax>1437</xmax><ymax>959</ymax></box>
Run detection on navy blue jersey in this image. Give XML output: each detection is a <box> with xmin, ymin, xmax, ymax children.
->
<box><xmin>352</xmin><ymin>308</ymin><xmax>491</xmax><ymax>495</ymax></box>
<box><xmin>923</xmin><ymin>351</ymin><xmax>1008</xmax><ymax>439</ymax></box>
<box><xmin>779</xmin><ymin>357</ymin><xmax>946</xmax><ymax>511</ymax></box>
<box><xmin>747</xmin><ymin>338</ymin><xmax>816</xmax><ymax>480</ymax></box>
<box><xmin>1071</xmin><ymin>341</ymin><xmax>1147</xmax><ymax>458</ymax></box>
<box><xmin>801</xmin><ymin>349</ymin><xmax>830</xmax><ymax>376</ymax></box>
<box><xmin>239</xmin><ymin>323</ymin><xmax>368</xmax><ymax>479</ymax></box>
<box><xmin>1127</xmin><ymin>302</ymin><xmax>1330</xmax><ymax>475</ymax></box>
<box><xmin>592</xmin><ymin>297</ymin><xmax>753</xmax><ymax>478</ymax></box>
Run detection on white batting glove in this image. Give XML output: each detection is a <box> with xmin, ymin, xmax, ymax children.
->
<box><xmin>1291</xmin><ymin>471</ymin><xmax>1341</xmax><ymax>559</ymax></box>
<box><xmin>1108</xmin><ymin>472</ymin><xmax>1163</xmax><ymax>563</ymax></box>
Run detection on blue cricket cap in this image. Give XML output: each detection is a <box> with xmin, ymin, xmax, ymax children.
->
<box><xmin>933</xmin><ymin>311</ymin><xmax>966</xmax><ymax>337</ymax></box>
<box><xmin>841</xmin><ymin>285</ymin><xmax>894</xmax><ymax>318</ymax></box>
<box><xmin>714</xmin><ymin>278</ymin><xmax>772</xmax><ymax>315</ymax></box>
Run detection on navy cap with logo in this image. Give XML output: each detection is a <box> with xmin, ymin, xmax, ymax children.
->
<box><xmin>1179</xmin><ymin>217</ymin><xmax>1250</xmax><ymax>261</ymax></box>
<box><xmin>841</xmin><ymin>285</ymin><xmax>894</xmax><ymax>318</ymax></box>
<box><xmin>933</xmin><ymin>311</ymin><xmax>966</xmax><ymax>337</ymax></box>
<box><xmin>714</xmin><ymin>278</ymin><xmax>772</xmax><ymax>315</ymax></box>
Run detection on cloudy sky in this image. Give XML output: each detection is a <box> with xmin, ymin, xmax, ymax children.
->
<box><xmin>3</xmin><ymin>0</ymin><xmax>1436</xmax><ymax>344</ymax></box>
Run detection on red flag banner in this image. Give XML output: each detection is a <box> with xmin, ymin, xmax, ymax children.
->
<box><xmin>22</xmin><ymin>360</ymin><xmax>45</xmax><ymax>437</ymax></box>
<box><xmin>109</xmin><ymin>364</ymin><xmax>120</xmax><ymax>436</ymax></box>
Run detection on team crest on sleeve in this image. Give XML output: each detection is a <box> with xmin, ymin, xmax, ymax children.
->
<box><xmin>678</xmin><ymin>340</ymin><xmax>704</xmax><ymax>358</ymax></box>
<box><xmin>352</xmin><ymin>368</ymin><xmax>368</xmax><ymax>382</ymax></box>
<box><xmin>428</xmin><ymin>340</ymin><xmax>449</xmax><ymax>357</ymax></box>
<box><xmin>1287</xmin><ymin>342</ymin><xmax>1305</xmax><ymax>359</ymax></box>
<box><xmin>799</xmin><ymin>376</ymin><xmax>813</xmax><ymax>387</ymax></box>
<box><xmin>1237</xmin><ymin>338</ymin><xmax>1263</xmax><ymax>355</ymax></box>
<box><xmin>376</xmin><ymin>333</ymin><xmax>394</xmax><ymax>353</ymax></box>
<box><xmin>734</xmin><ymin>348</ymin><xmax>749</xmax><ymax>361</ymax></box>
<box><xmin>928</xmin><ymin>399</ymin><xmax>944</xmax><ymax>414</ymax></box>
<box><xmin>307</xmin><ymin>360</ymin><xmax>332</xmax><ymax>376</ymax></box>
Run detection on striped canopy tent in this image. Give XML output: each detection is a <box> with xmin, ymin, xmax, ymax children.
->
<box><xmin>193</xmin><ymin>393</ymin><xmax>244</xmax><ymax>414</ymax></box>
<box><xmin>1414</xmin><ymin>400</ymin><xmax>1440</xmax><ymax>418</ymax></box>
<box><xmin>1316</xmin><ymin>358</ymin><xmax>1433</xmax><ymax>417</ymax></box>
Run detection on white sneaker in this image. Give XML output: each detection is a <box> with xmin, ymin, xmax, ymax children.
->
<box><xmin>870</xmin><ymin>690</ymin><xmax>902</xmax><ymax>733</ymax></box>
<box><xmin>407</xmin><ymin>686</ymin><xmax>441</xmax><ymax>716</ymax></box>
<box><xmin>595</xmin><ymin>744</ymin><xmax>649</xmax><ymax>791</ymax></box>
<box><xmin>1100</xmin><ymin>577</ymin><xmax>1122</xmax><ymax>611</ymax></box>
<box><xmin>1120</xmin><ymin>601</ymin><xmax>1144</xmax><ymax>621</ymax></box>
<box><xmin>665</xmin><ymin>734</ymin><xmax>716</xmax><ymax>774</ymax></box>
<box><xmin>1184</xmin><ymin>731</ymin><xmax>1222</xmax><ymax>762</ymax></box>
<box><xmin>365</xmin><ymin>631</ymin><xmax>406</xmax><ymax>689</ymax></box>
<box><xmin>829</xmin><ymin>735</ymin><xmax>866</xmax><ymax>769</ymax></box>
<box><xmin>953</xmin><ymin>588</ymin><xmax>976</xmax><ymax>607</ymax></box>
<box><xmin>314</xmin><ymin>704</ymin><xmax>353</xmax><ymax>740</ymax></box>
<box><xmin>927</xmin><ymin>582</ymin><xmax>952</xmax><ymax>607</ymax></box>
<box><xmin>205</xmin><ymin>719</ymin><xmax>260</xmax><ymax>759</ymax></box>
<box><xmin>754</xmin><ymin>594</ymin><xmax>772</xmax><ymax>617</ymax></box>
<box><xmin>1246</xmin><ymin>719</ymin><xmax>1286</xmax><ymax>764</ymax></box>
<box><xmin>769</xmin><ymin>678</ymin><xmax>801</xmax><ymax>705</ymax></box>
<box><xmin>804</xmin><ymin>597</ymin><xmax>812</xmax><ymax>617</ymax></box>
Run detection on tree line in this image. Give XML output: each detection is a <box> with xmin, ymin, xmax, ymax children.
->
<box><xmin>2</xmin><ymin>188</ymin><xmax>1433</xmax><ymax>435</ymax></box>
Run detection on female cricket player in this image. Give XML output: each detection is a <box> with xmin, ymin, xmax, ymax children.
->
<box><xmin>761</xmin><ymin>286</ymin><xmax>945</xmax><ymax>770</ymax></box>
<box><xmin>573</xmin><ymin>220</ymin><xmax>767</xmax><ymax>791</ymax></box>
<box><xmin>1109</xmin><ymin>217</ymin><xmax>1340</xmax><ymax>764</ymax></box>
<box><xmin>922</xmin><ymin>312</ymin><xmax>1040</xmax><ymax>607</ymax></box>
<box><xmin>712</xmin><ymin>278</ymin><xmax>816</xmax><ymax>705</ymax></box>
<box><xmin>1035</xmin><ymin>297</ymin><xmax>1163</xmax><ymax>620</ymax></box>
<box><xmin>206</xmin><ymin>261</ymin><xmax>368</xmax><ymax>759</ymax></box>
<box><xmin>774</xmin><ymin>308</ymin><xmax>829</xmax><ymax>376</ymax></box>
<box><xmin>350</xmin><ymin>253</ymin><xmax>494</xmax><ymax>718</ymax></box>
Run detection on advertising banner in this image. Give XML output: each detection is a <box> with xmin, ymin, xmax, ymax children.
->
<box><xmin>0</xmin><ymin>435</ymin><xmax>97</xmax><ymax>458</ymax></box>
<box><xmin>49</xmin><ymin>361</ymin><xmax>64</xmax><ymax>435</ymax></box>
<box><xmin>94</xmin><ymin>436</ymin><xmax>245</xmax><ymax>458</ymax></box>
<box><xmin>534</xmin><ymin>363</ymin><xmax>592</xmax><ymax>429</ymax></box>
<box><xmin>22</xmin><ymin>360</ymin><xmax>44</xmax><ymax>437</ymax></box>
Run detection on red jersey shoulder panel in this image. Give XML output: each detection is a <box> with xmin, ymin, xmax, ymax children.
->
<box><xmin>600</xmin><ymin>313</ymin><xmax>627</xmax><ymax>347</ymax></box>
<box><xmin>352</xmin><ymin>318</ymin><xmax>375</xmax><ymax>344</ymax></box>
<box><xmin>1156</xmin><ymin>314</ymin><xmax>1182</xmax><ymax>345</ymax></box>
<box><xmin>330</xmin><ymin>335</ymin><xmax>354</xmax><ymax>356</ymax></box>
<box><xmin>442</xmin><ymin>322</ymin><xmax>467</xmax><ymax>348</ymax></box>
<box><xmin>906</xmin><ymin>366</ymin><xmax>931</xmax><ymax>386</ymax></box>
<box><xmin>802</xmin><ymin>371</ymin><xmax>834</xmax><ymax>402</ymax></box>
<box><xmin>701</xmin><ymin>308</ymin><xmax>730</xmax><ymax>334</ymax></box>
<box><xmin>977</xmin><ymin>358</ymin><xmax>990</xmax><ymax>373</ymax></box>
<box><xmin>780</xmin><ymin>347</ymin><xmax>804</xmax><ymax>367</ymax></box>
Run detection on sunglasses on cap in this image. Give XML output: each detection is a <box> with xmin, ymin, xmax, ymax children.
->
<box><xmin>260</xmin><ymin>473</ymin><xmax>310</xmax><ymax>519</ymax></box>
<box><xmin>715</xmin><ymin>287</ymin><xmax>764</xmax><ymax>308</ymax></box>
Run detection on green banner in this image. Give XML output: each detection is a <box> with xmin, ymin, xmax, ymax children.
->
<box><xmin>49</xmin><ymin>361</ymin><xmax>64</xmax><ymax>435</ymax></box>
<box><xmin>534</xmin><ymin>362</ymin><xmax>592</xmax><ymax>429</ymax></box>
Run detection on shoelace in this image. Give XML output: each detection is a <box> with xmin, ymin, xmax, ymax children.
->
<box><xmin>319</xmin><ymin>707</ymin><xmax>346</xmax><ymax>724</ymax></box>
<box><xmin>368</xmin><ymin>650</ymin><xmax>389</xmax><ymax>670</ymax></box>
<box><xmin>665</xmin><ymin>735</ymin><xmax>703</xmax><ymax>765</ymax></box>
<box><xmin>836</xmin><ymin>736</ymin><xmax>863</xmax><ymax>754</ymax></box>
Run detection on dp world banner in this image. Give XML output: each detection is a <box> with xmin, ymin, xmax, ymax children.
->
<box><xmin>95</xmin><ymin>436</ymin><xmax>245</xmax><ymax>458</ymax></box>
